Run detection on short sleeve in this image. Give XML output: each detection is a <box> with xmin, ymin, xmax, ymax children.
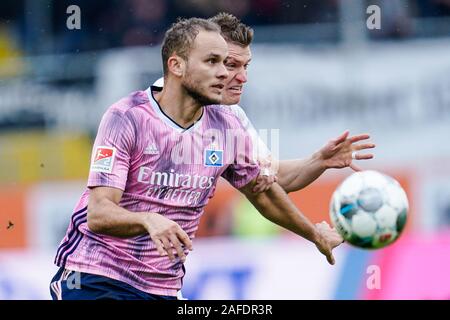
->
<box><xmin>87</xmin><ymin>110</ymin><xmax>136</xmax><ymax>191</ymax></box>
<box><xmin>221</xmin><ymin>122</ymin><xmax>261</xmax><ymax>189</ymax></box>
<box><xmin>232</xmin><ymin>105</ymin><xmax>272</xmax><ymax>160</ymax></box>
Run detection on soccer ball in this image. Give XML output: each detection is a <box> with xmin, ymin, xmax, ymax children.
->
<box><xmin>329</xmin><ymin>170</ymin><xmax>408</xmax><ymax>249</ymax></box>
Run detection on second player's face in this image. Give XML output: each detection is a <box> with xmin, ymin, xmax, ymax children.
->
<box><xmin>222</xmin><ymin>43</ymin><xmax>252</xmax><ymax>105</ymax></box>
<box><xmin>182</xmin><ymin>31</ymin><xmax>229</xmax><ymax>106</ymax></box>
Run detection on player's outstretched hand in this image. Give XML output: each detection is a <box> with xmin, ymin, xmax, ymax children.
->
<box><xmin>318</xmin><ymin>130</ymin><xmax>375</xmax><ymax>172</ymax></box>
<box><xmin>314</xmin><ymin>221</ymin><xmax>344</xmax><ymax>265</ymax></box>
<box><xmin>143</xmin><ymin>213</ymin><xmax>193</xmax><ymax>263</ymax></box>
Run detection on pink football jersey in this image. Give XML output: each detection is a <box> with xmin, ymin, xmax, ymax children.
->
<box><xmin>54</xmin><ymin>87</ymin><xmax>260</xmax><ymax>296</ymax></box>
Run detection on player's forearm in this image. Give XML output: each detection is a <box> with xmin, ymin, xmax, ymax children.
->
<box><xmin>277</xmin><ymin>152</ymin><xmax>327</xmax><ymax>193</ymax></box>
<box><xmin>87</xmin><ymin>197</ymin><xmax>148</xmax><ymax>238</ymax></box>
<box><xmin>243</xmin><ymin>183</ymin><xmax>320</xmax><ymax>244</ymax></box>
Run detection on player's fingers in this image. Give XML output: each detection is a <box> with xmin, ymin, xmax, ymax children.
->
<box><xmin>327</xmin><ymin>253</ymin><xmax>336</xmax><ymax>265</ymax></box>
<box><xmin>252</xmin><ymin>183</ymin><xmax>264</xmax><ymax>193</ymax></box>
<box><xmin>349</xmin><ymin>134</ymin><xmax>370</xmax><ymax>143</ymax></box>
<box><xmin>161</xmin><ymin>237</ymin><xmax>175</xmax><ymax>261</ymax></box>
<box><xmin>331</xmin><ymin>233</ymin><xmax>344</xmax><ymax>245</ymax></box>
<box><xmin>169</xmin><ymin>234</ymin><xmax>186</xmax><ymax>263</ymax></box>
<box><xmin>355</xmin><ymin>153</ymin><xmax>374</xmax><ymax>160</ymax></box>
<box><xmin>176</xmin><ymin>229</ymin><xmax>193</xmax><ymax>251</ymax></box>
<box><xmin>355</xmin><ymin>143</ymin><xmax>376</xmax><ymax>151</ymax></box>
<box><xmin>330</xmin><ymin>226</ymin><xmax>340</xmax><ymax>235</ymax></box>
<box><xmin>349</xmin><ymin>163</ymin><xmax>362</xmax><ymax>172</ymax></box>
<box><xmin>319</xmin><ymin>220</ymin><xmax>330</xmax><ymax>228</ymax></box>
<box><xmin>322</xmin><ymin>247</ymin><xmax>335</xmax><ymax>265</ymax></box>
<box><xmin>153</xmin><ymin>238</ymin><xmax>168</xmax><ymax>257</ymax></box>
<box><xmin>266</xmin><ymin>176</ymin><xmax>276</xmax><ymax>188</ymax></box>
<box><xmin>252</xmin><ymin>176</ymin><xmax>265</xmax><ymax>193</ymax></box>
<box><xmin>333</xmin><ymin>130</ymin><xmax>350</xmax><ymax>145</ymax></box>
<box><xmin>334</xmin><ymin>239</ymin><xmax>344</xmax><ymax>248</ymax></box>
<box><xmin>330</xmin><ymin>145</ymin><xmax>343</xmax><ymax>154</ymax></box>
<box><xmin>253</xmin><ymin>175</ymin><xmax>275</xmax><ymax>193</ymax></box>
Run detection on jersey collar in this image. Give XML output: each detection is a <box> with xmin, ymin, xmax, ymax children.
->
<box><xmin>146</xmin><ymin>86</ymin><xmax>204</xmax><ymax>134</ymax></box>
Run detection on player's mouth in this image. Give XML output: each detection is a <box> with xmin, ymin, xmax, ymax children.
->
<box><xmin>211</xmin><ymin>84</ymin><xmax>224</xmax><ymax>93</ymax></box>
<box><xmin>227</xmin><ymin>86</ymin><xmax>243</xmax><ymax>95</ymax></box>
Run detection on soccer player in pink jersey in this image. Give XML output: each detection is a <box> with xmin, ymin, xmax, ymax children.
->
<box><xmin>50</xmin><ymin>17</ymin><xmax>343</xmax><ymax>300</ymax></box>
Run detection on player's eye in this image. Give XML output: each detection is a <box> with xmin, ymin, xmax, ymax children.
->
<box><xmin>207</xmin><ymin>58</ymin><xmax>218</xmax><ymax>64</ymax></box>
<box><xmin>244</xmin><ymin>63</ymin><xmax>250</xmax><ymax>70</ymax></box>
<box><xmin>226</xmin><ymin>63</ymin><xmax>236</xmax><ymax>69</ymax></box>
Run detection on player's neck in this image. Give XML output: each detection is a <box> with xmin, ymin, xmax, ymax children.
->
<box><xmin>155</xmin><ymin>84</ymin><xmax>203</xmax><ymax>129</ymax></box>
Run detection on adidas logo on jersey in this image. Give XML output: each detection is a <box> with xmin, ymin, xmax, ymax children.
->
<box><xmin>144</xmin><ymin>143</ymin><xmax>159</xmax><ymax>155</ymax></box>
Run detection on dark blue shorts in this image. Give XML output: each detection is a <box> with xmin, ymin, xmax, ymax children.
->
<box><xmin>50</xmin><ymin>267</ymin><xmax>177</xmax><ymax>300</ymax></box>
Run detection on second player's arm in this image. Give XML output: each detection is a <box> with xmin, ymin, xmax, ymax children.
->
<box><xmin>240</xmin><ymin>180</ymin><xmax>342</xmax><ymax>265</ymax></box>
<box><xmin>275</xmin><ymin>152</ymin><xmax>326</xmax><ymax>194</ymax></box>
<box><xmin>269</xmin><ymin>131</ymin><xmax>375</xmax><ymax>193</ymax></box>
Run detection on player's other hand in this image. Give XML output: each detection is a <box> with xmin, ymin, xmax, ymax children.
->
<box><xmin>314</xmin><ymin>221</ymin><xmax>344</xmax><ymax>265</ymax></box>
<box><xmin>143</xmin><ymin>213</ymin><xmax>193</xmax><ymax>263</ymax></box>
<box><xmin>318</xmin><ymin>130</ymin><xmax>375</xmax><ymax>172</ymax></box>
<box><xmin>253</xmin><ymin>158</ymin><xmax>278</xmax><ymax>193</ymax></box>
<box><xmin>252</xmin><ymin>171</ymin><xmax>278</xmax><ymax>193</ymax></box>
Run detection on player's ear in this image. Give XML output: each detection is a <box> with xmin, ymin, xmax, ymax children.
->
<box><xmin>167</xmin><ymin>54</ymin><xmax>185</xmax><ymax>78</ymax></box>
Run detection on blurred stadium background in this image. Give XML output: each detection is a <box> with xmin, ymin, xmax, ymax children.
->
<box><xmin>1</xmin><ymin>0</ymin><xmax>450</xmax><ymax>300</ymax></box>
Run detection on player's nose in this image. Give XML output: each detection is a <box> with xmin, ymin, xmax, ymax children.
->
<box><xmin>217</xmin><ymin>63</ymin><xmax>229</xmax><ymax>80</ymax></box>
<box><xmin>236</xmin><ymin>70</ymin><xmax>248</xmax><ymax>84</ymax></box>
